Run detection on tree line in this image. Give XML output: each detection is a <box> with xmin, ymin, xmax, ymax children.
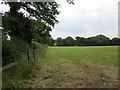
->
<box><xmin>48</xmin><ymin>34</ymin><xmax>120</xmax><ymax>46</ymax></box>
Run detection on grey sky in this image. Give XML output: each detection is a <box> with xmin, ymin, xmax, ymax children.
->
<box><xmin>51</xmin><ymin>0</ymin><xmax>119</xmax><ymax>39</ymax></box>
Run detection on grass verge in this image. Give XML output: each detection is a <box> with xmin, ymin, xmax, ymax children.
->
<box><xmin>2</xmin><ymin>43</ymin><xmax>47</xmax><ymax>88</ymax></box>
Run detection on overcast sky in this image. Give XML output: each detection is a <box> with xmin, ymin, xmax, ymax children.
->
<box><xmin>51</xmin><ymin>0</ymin><xmax>119</xmax><ymax>39</ymax></box>
<box><xmin>0</xmin><ymin>0</ymin><xmax>119</xmax><ymax>39</ymax></box>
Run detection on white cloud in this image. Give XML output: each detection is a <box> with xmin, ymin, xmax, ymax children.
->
<box><xmin>0</xmin><ymin>4</ymin><xmax>9</xmax><ymax>13</ymax></box>
<box><xmin>90</xmin><ymin>12</ymin><xmax>99</xmax><ymax>18</ymax></box>
<box><xmin>50</xmin><ymin>29</ymin><xmax>75</xmax><ymax>39</ymax></box>
<box><xmin>84</xmin><ymin>25</ymin><xmax>94</xmax><ymax>31</ymax></box>
<box><xmin>52</xmin><ymin>0</ymin><xmax>119</xmax><ymax>39</ymax></box>
<box><xmin>104</xmin><ymin>29</ymin><xmax>118</xmax><ymax>38</ymax></box>
<box><xmin>51</xmin><ymin>28</ymin><xmax>118</xmax><ymax>39</ymax></box>
<box><xmin>78</xmin><ymin>29</ymin><xmax>118</xmax><ymax>39</ymax></box>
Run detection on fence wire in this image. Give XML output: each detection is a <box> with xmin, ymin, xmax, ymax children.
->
<box><xmin>2</xmin><ymin>48</ymin><xmax>36</xmax><ymax>67</ymax></box>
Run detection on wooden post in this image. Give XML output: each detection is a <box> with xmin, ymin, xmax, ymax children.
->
<box><xmin>27</xmin><ymin>51</ymin><xmax>30</xmax><ymax>61</ymax></box>
<box><xmin>33</xmin><ymin>49</ymin><xmax>35</xmax><ymax>63</ymax></box>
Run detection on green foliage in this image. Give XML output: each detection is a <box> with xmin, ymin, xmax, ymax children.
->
<box><xmin>3</xmin><ymin>11</ymin><xmax>33</xmax><ymax>44</ymax></box>
<box><xmin>42</xmin><ymin>36</ymin><xmax>52</xmax><ymax>45</ymax></box>
<box><xmin>2</xmin><ymin>56</ymin><xmax>33</xmax><ymax>88</ymax></box>
<box><xmin>52</xmin><ymin>34</ymin><xmax>119</xmax><ymax>46</ymax></box>
<box><xmin>49</xmin><ymin>38</ymin><xmax>55</xmax><ymax>46</ymax></box>
<box><xmin>2</xmin><ymin>39</ymin><xmax>17</xmax><ymax>65</ymax></box>
<box><xmin>111</xmin><ymin>38</ymin><xmax>120</xmax><ymax>45</ymax></box>
<box><xmin>32</xmin><ymin>41</ymin><xmax>47</xmax><ymax>49</ymax></box>
<box><xmin>64</xmin><ymin>36</ymin><xmax>75</xmax><ymax>46</ymax></box>
<box><xmin>16</xmin><ymin>58</ymin><xmax>33</xmax><ymax>78</ymax></box>
<box><xmin>2</xmin><ymin>2</ymin><xmax>60</xmax><ymax>45</ymax></box>
<box><xmin>75</xmin><ymin>36</ymin><xmax>86</xmax><ymax>46</ymax></box>
<box><xmin>2</xmin><ymin>2</ymin><xmax>59</xmax><ymax>88</ymax></box>
<box><xmin>56</xmin><ymin>37</ymin><xmax>64</xmax><ymax>46</ymax></box>
<box><xmin>3</xmin><ymin>42</ymin><xmax>47</xmax><ymax>88</ymax></box>
<box><xmin>55</xmin><ymin>36</ymin><xmax>75</xmax><ymax>46</ymax></box>
<box><xmin>2</xmin><ymin>38</ymin><xmax>31</xmax><ymax>66</ymax></box>
<box><xmin>2</xmin><ymin>1</ymin><xmax>59</xmax><ymax>66</ymax></box>
<box><xmin>95</xmin><ymin>35</ymin><xmax>110</xmax><ymax>46</ymax></box>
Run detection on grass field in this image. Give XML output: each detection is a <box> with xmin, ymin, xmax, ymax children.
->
<box><xmin>17</xmin><ymin>46</ymin><xmax>118</xmax><ymax>88</ymax></box>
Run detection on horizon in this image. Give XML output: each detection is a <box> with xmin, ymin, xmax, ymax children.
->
<box><xmin>51</xmin><ymin>34</ymin><xmax>119</xmax><ymax>40</ymax></box>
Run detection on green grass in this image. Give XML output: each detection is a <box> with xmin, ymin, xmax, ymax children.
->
<box><xmin>48</xmin><ymin>46</ymin><xmax>118</xmax><ymax>67</ymax></box>
<box><xmin>2</xmin><ymin>43</ymin><xmax>47</xmax><ymax>88</ymax></box>
<box><xmin>3</xmin><ymin>46</ymin><xmax>118</xmax><ymax>88</ymax></box>
<box><xmin>2</xmin><ymin>55</ymin><xmax>33</xmax><ymax>88</ymax></box>
<box><xmin>18</xmin><ymin>46</ymin><xmax>118</xmax><ymax>88</ymax></box>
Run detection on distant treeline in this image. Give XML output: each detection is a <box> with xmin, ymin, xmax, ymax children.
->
<box><xmin>48</xmin><ymin>34</ymin><xmax>120</xmax><ymax>46</ymax></box>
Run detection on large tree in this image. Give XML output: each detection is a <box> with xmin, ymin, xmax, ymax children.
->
<box><xmin>75</xmin><ymin>36</ymin><xmax>86</xmax><ymax>46</ymax></box>
<box><xmin>63</xmin><ymin>36</ymin><xmax>75</xmax><ymax>46</ymax></box>
<box><xmin>55</xmin><ymin>37</ymin><xmax>63</xmax><ymax>46</ymax></box>
<box><xmin>2</xmin><ymin>2</ymin><xmax>60</xmax><ymax>45</ymax></box>
<box><xmin>95</xmin><ymin>35</ymin><xmax>110</xmax><ymax>46</ymax></box>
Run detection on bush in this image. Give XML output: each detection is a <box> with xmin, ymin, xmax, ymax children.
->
<box><xmin>2</xmin><ymin>39</ymin><xmax>18</xmax><ymax>66</ymax></box>
<box><xmin>32</xmin><ymin>41</ymin><xmax>47</xmax><ymax>50</ymax></box>
<box><xmin>2</xmin><ymin>41</ymin><xmax>48</xmax><ymax>88</ymax></box>
<box><xmin>2</xmin><ymin>38</ymin><xmax>31</xmax><ymax>66</ymax></box>
<box><xmin>2</xmin><ymin>55</ymin><xmax>33</xmax><ymax>88</ymax></box>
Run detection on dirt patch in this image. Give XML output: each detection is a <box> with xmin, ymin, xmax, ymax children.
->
<box><xmin>81</xmin><ymin>62</ymin><xmax>118</xmax><ymax>88</ymax></box>
<box><xmin>17</xmin><ymin>59</ymin><xmax>118</xmax><ymax>88</ymax></box>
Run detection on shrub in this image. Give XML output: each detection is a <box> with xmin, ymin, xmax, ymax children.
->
<box><xmin>2</xmin><ymin>38</ymin><xmax>31</xmax><ymax>66</ymax></box>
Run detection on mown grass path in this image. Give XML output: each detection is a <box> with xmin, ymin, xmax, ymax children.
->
<box><xmin>18</xmin><ymin>46</ymin><xmax>118</xmax><ymax>88</ymax></box>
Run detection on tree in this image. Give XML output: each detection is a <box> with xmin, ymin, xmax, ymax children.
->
<box><xmin>56</xmin><ymin>37</ymin><xmax>63</xmax><ymax>46</ymax></box>
<box><xmin>2</xmin><ymin>2</ymin><xmax>60</xmax><ymax>45</ymax></box>
<box><xmin>49</xmin><ymin>35</ymin><xmax>119</xmax><ymax>46</ymax></box>
<box><xmin>3</xmin><ymin>11</ymin><xmax>33</xmax><ymax>44</ymax></box>
<box><xmin>49</xmin><ymin>38</ymin><xmax>55</xmax><ymax>46</ymax></box>
<box><xmin>42</xmin><ymin>36</ymin><xmax>52</xmax><ymax>45</ymax></box>
<box><xmin>2</xmin><ymin>2</ymin><xmax>60</xmax><ymax>64</ymax></box>
<box><xmin>95</xmin><ymin>35</ymin><xmax>110</xmax><ymax>46</ymax></box>
<box><xmin>67</xmin><ymin>0</ymin><xmax>74</xmax><ymax>5</ymax></box>
<box><xmin>111</xmin><ymin>38</ymin><xmax>120</xmax><ymax>45</ymax></box>
<box><xmin>63</xmin><ymin>36</ymin><xmax>75</xmax><ymax>46</ymax></box>
<box><xmin>75</xmin><ymin>36</ymin><xmax>86</xmax><ymax>46</ymax></box>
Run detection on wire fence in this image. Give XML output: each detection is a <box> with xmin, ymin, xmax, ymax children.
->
<box><xmin>2</xmin><ymin>39</ymin><xmax>48</xmax><ymax>70</ymax></box>
<box><xmin>2</xmin><ymin>48</ymin><xmax>36</xmax><ymax>70</ymax></box>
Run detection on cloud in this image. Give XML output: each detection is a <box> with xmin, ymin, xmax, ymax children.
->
<box><xmin>51</xmin><ymin>28</ymin><xmax>118</xmax><ymax>39</ymax></box>
<box><xmin>77</xmin><ymin>29</ymin><xmax>118</xmax><ymax>39</ymax></box>
<box><xmin>50</xmin><ymin>29</ymin><xmax>76</xmax><ymax>39</ymax></box>
<box><xmin>52</xmin><ymin>0</ymin><xmax>119</xmax><ymax>39</ymax></box>
<box><xmin>0</xmin><ymin>1</ymin><xmax>119</xmax><ymax>39</ymax></box>
<box><xmin>0</xmin><ymin>4</ymin><xmax>10</xmax><ymax>13</ymax></box>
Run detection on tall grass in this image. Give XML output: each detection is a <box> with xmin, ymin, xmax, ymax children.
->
<box><xmin>2</xmin><ymin>38</ymin><xmax>31</xmax><ymax>66</ymax></box>
<box><xmin>2</xmin><ymin>42</ymin><xmax>47</xmax><ymax>88</ymax></box>
<box><xmin>2</xmin><ymin>55</ymin><xmax>33</xmax><ymax>87</ymax></box>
